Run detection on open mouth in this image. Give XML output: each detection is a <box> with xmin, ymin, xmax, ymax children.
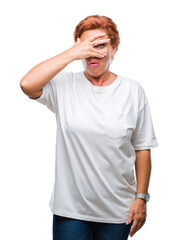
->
<box><xmin>89</xmin><ymin>61</ymin><xmax>99</xmax><ymax>67</ymax></box>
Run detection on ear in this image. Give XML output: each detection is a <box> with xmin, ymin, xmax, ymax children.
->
<box><xmin>111</xmin><ymin>47</ymin><xmax>117</xmax><ymax>57</ymax></box>
<box><xmin>75</xmin><ymin>37</ymin><xmax>80</xmax><ymax>44</ymax></box>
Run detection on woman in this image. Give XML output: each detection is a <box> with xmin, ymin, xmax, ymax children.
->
<box><xmin>20</xmin><ymin>15</ymin><xmax>158</xmax><ymax>240</ymax></box>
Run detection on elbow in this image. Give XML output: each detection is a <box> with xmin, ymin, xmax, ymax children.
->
<box><xmin>20</xmin><ymin>77</ymin><xmax>36</xmax><ymax>97</ymax></box>
<box><xmin>20</xmin><ymin>78</ymin><xmax>30</xmax><ymax>94</ymax></box>
<box><xmin>20</xmin><ymin>78</ymin><xmax>43</xmax><ymax>99</ymax></box>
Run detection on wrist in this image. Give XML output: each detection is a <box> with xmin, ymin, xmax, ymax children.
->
<box><xmin>65</xmin><ymin>47</ymin><xmax>78</xmax><ymax>61</ymax></box>
<box><xmin>135</xmin><ymin>198</ymin><xmax>147</xmax><ymax>204</ymax></box>
<box><xmin>135</xmin><ymin>192</ymin><xmax>150</xmax><ymax>202</ymax></box>
<box><xmin>59</xmin><ymin>48</ymin><xmax>77</xmax><ymax>64</ymax></box>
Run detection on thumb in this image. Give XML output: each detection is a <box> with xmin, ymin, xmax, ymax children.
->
<box><xmin>126</xmin><ymin>209</ymin><xmax>134</xmax><ymax>225</ymax></box>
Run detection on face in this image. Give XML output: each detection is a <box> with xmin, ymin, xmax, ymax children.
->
<box><xmin>80</xmin><ymin>29</ymin><xmax>117</xmax><ymax>77</ymax></box>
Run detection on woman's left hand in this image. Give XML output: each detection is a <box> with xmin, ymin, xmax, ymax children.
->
<box><xmin>126</xmin><ymin>198</ymin><xmax>147</xmax><ymax>237</ymax></box>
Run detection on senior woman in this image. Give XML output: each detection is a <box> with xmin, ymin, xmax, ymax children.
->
<box><xmin>20</xmin><ymin>15</ymin><xmax>158</xmax><ymax>240</ymax></box>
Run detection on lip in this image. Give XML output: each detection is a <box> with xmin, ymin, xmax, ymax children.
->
<box><xmin>88</xmin><ymin>61</ymin><xmax>99</xmax><ymax>67</ymax></box>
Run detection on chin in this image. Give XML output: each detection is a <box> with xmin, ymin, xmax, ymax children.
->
<box><xmin>86</xmin><ymin>68</ymin><xmax>106</xmax><ymax>78</ymax></box>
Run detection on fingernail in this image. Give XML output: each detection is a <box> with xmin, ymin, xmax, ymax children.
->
<box><xmin>101</xmin><ymin>33</ymin><xmax>106</xmax><ymax>35</ymax></box>
<box><xmin>106</xmin><ymin>39</ymin><xmax>111</xmax><ymax>41</ymax></box>
<box><xmin>126</xmin><ymin>220</ymin><xmax>130</xmax><ymax>225</ymax></box>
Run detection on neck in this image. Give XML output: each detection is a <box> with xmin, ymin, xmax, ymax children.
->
<box><xmin>84</xmin><ymin>70</ymin><xmax>116</xmax><ymax>87</ymax></box>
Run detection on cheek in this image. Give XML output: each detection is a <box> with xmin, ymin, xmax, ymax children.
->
<box><xmin>101</xmin><ymin>48</ymin><xmax>112</xmax><ymax>61</ymax></box>
<box><xmin>102</xmin><ymin>54</ymin><xmax>112</xmax><ymax>65</ymax></box>
<box><xmin>99</xmin><ymin>47</ymin><xmax>109</xmax><ymax>55</ymax></box>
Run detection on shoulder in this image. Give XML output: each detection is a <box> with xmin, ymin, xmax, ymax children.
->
<box><xmin>51</xmin><ymin>71</ymin><xmax>71</xmax><ymax>82</ymax></box>
<box><xmin>49</xmin><ymin>71</ymin><xmax>83</xmax><ymax>91</ymax></box>
<box><xmin>49</xmin><ymin>71</ymin><xmax>76</xmax><ymax>87</ymax></box>
<box><xmin>54</xmin><ymin>71</ymin><xmax>82</xmax><ymax>81</ymax></box>
<box><xmin>120</xmin><ymin>75</ymin><xmax>147</xmax><ymax>98</ymax></box>
<box><xmin>120</xmin><ymin>74</ymin><xmax>143</xmax><ymax>90</ymax></box>
<box><xmin>120</xmin><ymin>74</ymin><xmax>148</xmax><ymax>111</ymax></box>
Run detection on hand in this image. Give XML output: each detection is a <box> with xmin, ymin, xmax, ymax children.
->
<box><xmin>69</xmin><ymin>32</ymin><xmax>111</xmax><ymax>60</ymax></box>
<box><xmin>126</xmin><ymin>198</ymin><xmax>147</xmax><ymax>237</ymax></box>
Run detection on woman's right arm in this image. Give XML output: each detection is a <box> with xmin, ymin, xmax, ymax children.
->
<box><xmin>20</xmin><ymin>32</ymin><xmax>109</xmax><ymax>99</ymax></box>
<box><xmin>20</xmin><ymin>49</ymin><xmax>76</xmax><ymax>99</ymax></box>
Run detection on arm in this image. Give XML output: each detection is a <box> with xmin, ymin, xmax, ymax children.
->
<box><xmin>135</xmin><ymin>149</ymin><xmax>151</xmax><ymax>194</ymax></box>
<box><xmin>20</xmin><ymin>33</ymin><xmax>109</xmax><ymax>99</ymax></box>
<box><xmin>126</xmin><ymin>149</ymin><xmax>151</xmax><ymax>237</ymax></box>
<box><xmin>20</xmin><ymin>50</ymin><xmax>76</xmax><ymax>99</ymax></box>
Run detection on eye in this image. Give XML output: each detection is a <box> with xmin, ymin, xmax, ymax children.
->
<box><xmin>95</xmin><ymin>44</ymin><xmax>105</xmax><ymax>49</ymax></box>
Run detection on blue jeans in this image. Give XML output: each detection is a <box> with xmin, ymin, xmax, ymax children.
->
<box><xmin>53</xmin><ymin>214</ymin><xmax>133</xmax><ymax>240</ymax></box>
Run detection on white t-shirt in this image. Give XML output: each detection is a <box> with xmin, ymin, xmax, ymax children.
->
<box><xmin>32</xmin><ymin>71</ymin><xmax>158</xmax><ymax>223</ymax></box>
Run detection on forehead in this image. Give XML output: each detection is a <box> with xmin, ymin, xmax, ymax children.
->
<box><xmin>80</xmin><ymin>29</ymin><xmax>109</xmax><ymax>40</ymax></box>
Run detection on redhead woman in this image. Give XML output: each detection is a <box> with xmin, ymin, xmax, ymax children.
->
<box><xmin>20</xmin><ymin>15</ymin><xmax>158</xmax><ymax>240</ymax></box>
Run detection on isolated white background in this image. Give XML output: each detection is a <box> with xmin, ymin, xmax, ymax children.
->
<box><xmin>0</xmin><ymin>0</ymin><xmax>177</xmax><ymax>239</ymax></box>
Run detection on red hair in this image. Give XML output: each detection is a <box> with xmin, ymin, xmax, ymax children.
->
<box><xmin>74</xmin><ymin>15</ymin><xmax>120</xmax><ymax>51</ymax></box>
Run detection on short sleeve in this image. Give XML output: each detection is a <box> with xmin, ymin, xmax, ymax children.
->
<box><xmin>137</xmin><ymin>84</ymin><xmax>148</xmax><ymax>112</ymax></box>
<box><xmin>131</xmin><ymin>103</ymin><xmax>159</xmax><ymax>150</ymax></box>
<box><xmin>31</xmin><ymin>71</ymin><xmax>66</xmax><ymax>114</ymax></box>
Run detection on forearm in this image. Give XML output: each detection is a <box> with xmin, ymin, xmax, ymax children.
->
<box><xmin>20</xmin><ymin>32</ymin><xmax>108</xmax><ymax>96</ymax></box>
<box><xmin>20</xmin><ymin>48</ymin><xmax>75</xmax><ymax>95</ymax></box>
<box><xmin>135</xmin><ymin>149</ymin><xmax>151</xmax><ymax>194</ymax></box>
<box><xmin>127</xmin><ymin>150</ymin><xmax>151</xmax><ymax>236</ymax></box>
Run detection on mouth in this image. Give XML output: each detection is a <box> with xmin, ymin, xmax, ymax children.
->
<box><xmin>88</xmin><ymin>61</ymin><xmax>99</xmax><ymax>67</ymax></box>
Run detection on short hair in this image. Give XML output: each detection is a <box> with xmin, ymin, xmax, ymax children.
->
<box><xmin>73</xmin><ymin>15</ymin><xmax>120</xmax><ymax>51</ymax></box>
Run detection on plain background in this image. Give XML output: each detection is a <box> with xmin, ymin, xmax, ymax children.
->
<box><xmin>1</xmin><ymin>0</ymin><xmax>177</xmax><ymax>239</ymax></box>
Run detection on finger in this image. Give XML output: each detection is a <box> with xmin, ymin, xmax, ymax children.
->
<box><xmin>89</xmin><ymin>32</ymin><xmax>106</xmax><ymax>42</ymax></box>
<box><xmin>132</xmin><ymin>220</ymin><xmax>143</xmax><ymax>237</ymax></box>
<box><xmin>129</xmin><ymin>219</ymin><xmax>138</xmax><ymax>237</ymax></box>
<box><xmin>138</xmin><ymin>217</ymin><xmax>146</xmax><ymax>230</ymax></box>
<box><xmin>130</xmin><ymin>216</ymin><xmax>145</xmax><ymax>237</ymax></box>
<box><xmin>91</xmin><ymin>38</ymin><xmax>111</xmax><ymax>46</ymax></box>
<box><xmin>126</xmin><ymin>209</ymin><xmax>134</xmax><ymax>225</ymax></box>
<box><xmin>90</xmin><ymin>51</ymin><xmax>107</xmax><ymax>58</ymax></box>
<box><xmin>137</xmin><ymin>220</ymin><xmax>143</xmax><ymax>231</ymax></box>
